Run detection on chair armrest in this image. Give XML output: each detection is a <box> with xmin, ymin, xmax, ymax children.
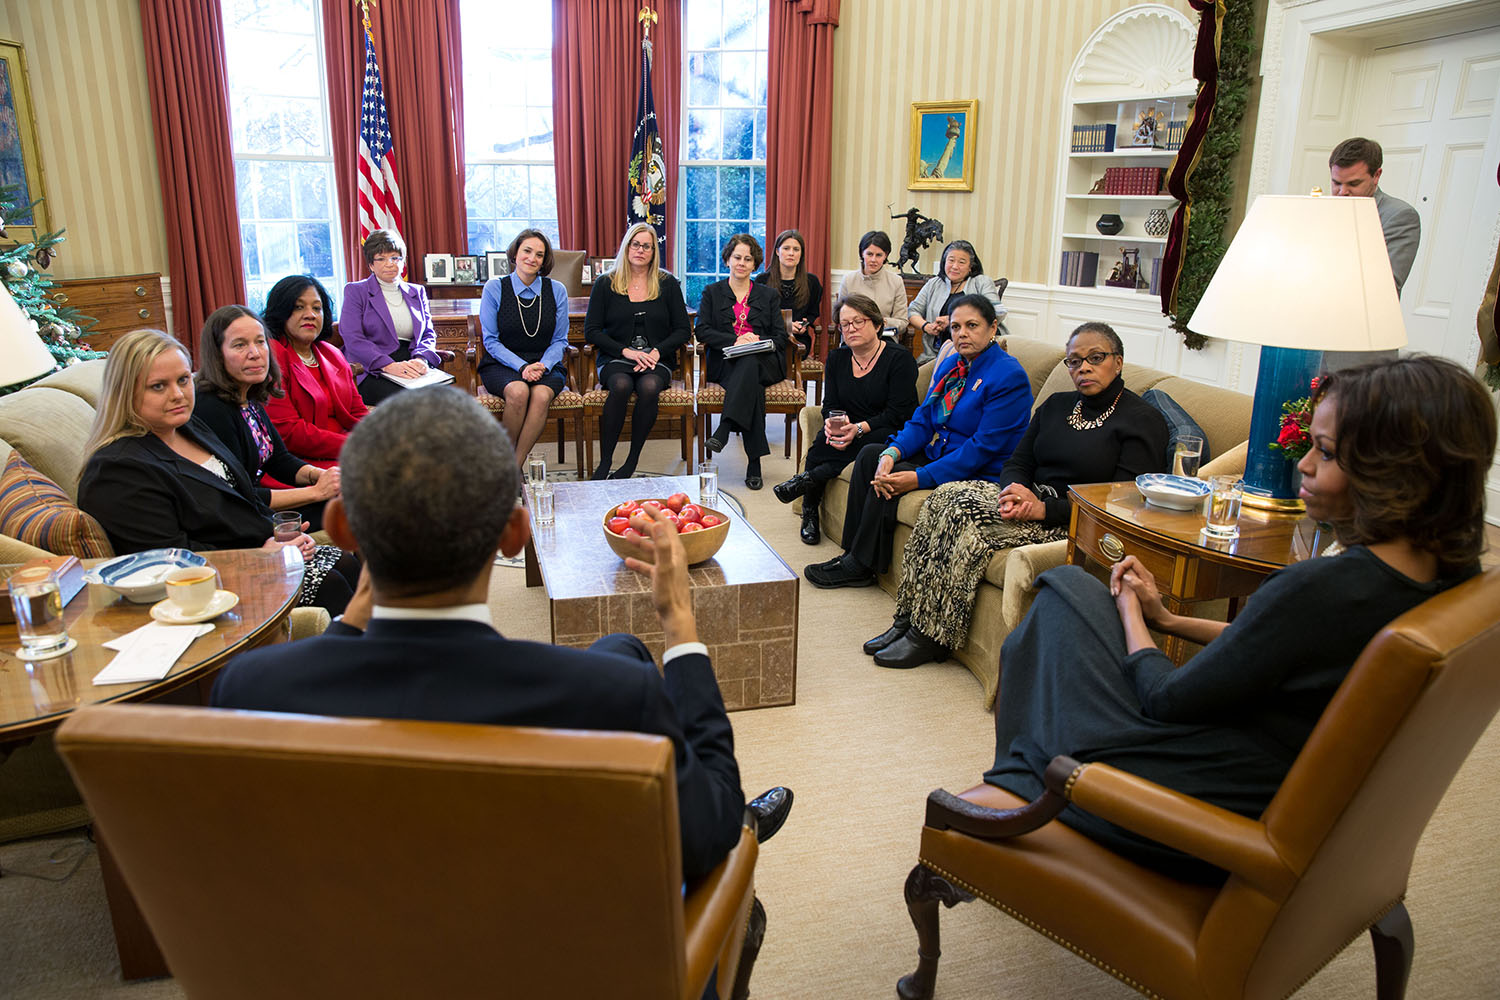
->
<box><xmin>350</xmin><ymin>362</ymin><xmax>365</xmax><ymax>378</ymax></box>
<box><xmin>0</xmin><ymin>532</ymin><xmax>53</xmax><ymax>563</ymax></box>
<box><xmin>682</xmin><ymin>823</ymin><xmax>759</xmax><ymax>1000</ymax></box>
<box><xmin>1200</xmin><ymin>440</ymin><xmax>1247</xmax><ymax>479</ymax></box>
<box><xmin>1000</xmin><ymin>540</ymin><xmax>1070</xmax><ymax>628</ymax></box>
<box><xmin>923</xmin><ymin>756</ymin><xmax>1075</xmax><ymax>838</ymax></box>
<box><xmin>1067</xmin><ymin>761</ymin><xmax>1297</xmax><ymax>899</ymax></box>
<box><xmin>435</xmin><ymin>349</ymin><xmax>456</xmax><ymax>364</ymax></box>
<box><xmin>797</xmin><ymin>406</ymin><xmax>820</xmax><ymax>470</ymax></box>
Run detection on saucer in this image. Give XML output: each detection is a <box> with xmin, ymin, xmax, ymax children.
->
<box><xmin>150</xmin><ymin>590</ymin><xmax>239</xmax><ymax>624</ymax></box>
<box><xmin>14</xmin><ymin>636</ymin><xmax>78</xmax><ymax>661</ymax></box>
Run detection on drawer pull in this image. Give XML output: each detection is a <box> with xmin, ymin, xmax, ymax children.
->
<box><xmin>134</xmin><ymin>286</ymin><xmax>147</xmax><ymax>297</ymax></box>
<box><xmin>1098</xmin><ymin>533</ymin><xmax>1125</xmax><ymax>562</ymax></box>
<box><xmin>138</xmin><ymin>308</ymin><xmax>151</xmax><ymax>319</ymax></box>
<box><xmin>52</xmin><ymin>292</ymin><xmax>69</xmax><ymax>304</ymax></box>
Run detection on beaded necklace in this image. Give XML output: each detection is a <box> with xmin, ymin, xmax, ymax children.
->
<box><xmin>1067</xmin><ymin>385</ymin><xmax>1124</xmax><ymax>431</ymax></box>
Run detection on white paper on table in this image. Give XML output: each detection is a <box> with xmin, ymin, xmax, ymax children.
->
<box><xmin>92</xmin><ymin>623</ymin><xmax>213</xmax><ymax>686</ymax></box>
<box><xmin>102</xmin><ymin>622</ymin><xmax>214</xmax><ymax>652</ymax></box>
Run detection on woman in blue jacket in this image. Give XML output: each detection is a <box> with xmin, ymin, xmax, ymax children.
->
<box><xmin>805</xmin><ymin>294</ymin><xmax>1032</xmax><ymax>588</ymax></box>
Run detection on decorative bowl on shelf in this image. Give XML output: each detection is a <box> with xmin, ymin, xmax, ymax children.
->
<box><xmin>602</xmin><ymin>499</ymin><xmax>731</xmax><ymax>565</ymax></box>
<box><xmin>1095</xmin><ymin>213</ymin><xmax>1124</xmax><ymax>235</ymax></box>
<box><xmin>1135</xmin><ymin>473</ymin><xmax>1211</xmax><ymax>511</ymax></box>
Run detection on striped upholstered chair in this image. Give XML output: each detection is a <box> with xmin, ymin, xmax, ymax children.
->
<box><xmin>694</xmin><ymin>311</ymin><xmax>806</xmax><ymax>466</ymax></box>
<box><xmin>468</xmin><ymin>330</ymin><xmax>586</xmax><ymax>477</ymax></box>
<box><xmin>579</xmin><ymin>343</ymin><xmax>695</xmax><ymax>477</ymax></box>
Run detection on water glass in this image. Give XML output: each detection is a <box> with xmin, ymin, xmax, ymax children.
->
<box><xmin>1173</xmin><ymin>435</ymin><xmax>1204</xmax><ymax>479</ymax></box>
<box><xmin>1204</xmin><ymin>475</ymin><xmax>1243</xmax><ymax>538</ymax></box>
<box><xmin>697</xmin><ymin>461</ymin><xmax>719</xmax><ymax>509</ymax></box>
<box><xmin>9</xmin><ymin>567</ymin><xmax>69</xmax><ymax>656</ymax></box>
<box><xmin>532</xmin><ymin>485</ymin><xmax>555</xmax><ymax>526</ymax></box>
<box><xmin>527</xmin><ymin>456</ymin><xmax>547</xmax><ymax>492</ymax></box>
<box><xmin>825</xmin><ymin>409</ymin><xmax>849</xmax><ymax>434</ymax></box>
<box><xmin>272</xmin><ymin>511</ymin><xmax>302</xmax><ymax>543</ymax></box>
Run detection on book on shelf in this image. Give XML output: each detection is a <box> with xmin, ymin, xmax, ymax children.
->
<box><xmin>1070</xmin><ymin>122</ymin><xmax>1116</xmax><ymax>153</ymax></box>
<box><xmin>1165</xmin><ymin>120</ymin><xmax>1187</xmax><ymax>150</ymax></box>
<box><xmin>1149</xmin><ymin>257</ymin><xmax>1163</xmax><ymax>296</ymax></box>
<box><xmin>1058</xmin><ymin>250</ymin><xmax>1099</xmax><ymax>288</ymax></box>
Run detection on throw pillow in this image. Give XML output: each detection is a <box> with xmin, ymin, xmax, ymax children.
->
<box><xmin>0</xmin><ymin>452</ymin><xmax>114</xmax><ymax>558</ymax></box>
<box><xmin>1141</xmin><ymin>388</ymin><xmax>1212</xmax><ymax>472</ymax></box>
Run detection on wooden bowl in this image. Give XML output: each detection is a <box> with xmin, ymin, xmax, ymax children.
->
<box><xmin>601</xmin><ymin>499</ymin><xmax>732</xmax><ymax>565</ymax></box>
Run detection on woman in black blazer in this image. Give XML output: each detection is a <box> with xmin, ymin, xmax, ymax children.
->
<box><xmin>694</xmin><ymin>233</ymin><xmax>788</xmax><ymax>489</ymax></box>
<box><xmin>752</xmin><ymin>228</ymin><xmax>822</xmax><ymax>353</ymax></box>
<box><xmin>192</xmin><ymin>305</ymin><xmax>341</xmax><ymax>530</ymax></box>
<box><xmin>78</xmin><ymin>330</ymin><xmax>358</xmax><ymax>614</ymax></box>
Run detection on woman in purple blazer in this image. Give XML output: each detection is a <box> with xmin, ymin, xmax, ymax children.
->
<box><xmin>337</xmin><ymin>229</ymin><xmax>443</xmax><ymax>405</ymax></box>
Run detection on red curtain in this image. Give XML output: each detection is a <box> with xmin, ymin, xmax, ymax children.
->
<box><xmin>323</xmin><ymin>0</ymin><xmax>467</xmax><ymax>281</ymax></box>
<box><xmin>1159</xmin><ymin>0</ymin><xmax>1224</xmax><ymax>316</ymax></box>
<box><xmin>139</xmin><ymin>0</ymin><xmax>245</xmax><ymax>359</ymax></box>
<box><xmin>553</xmin><ymin>0</ymin><xmax>681</xmax><ymax>266</ymax></box>
<box><xmin>764</xmin><ymin>0</ymin><xmax>839</xmax><ymax>305</ymax></box>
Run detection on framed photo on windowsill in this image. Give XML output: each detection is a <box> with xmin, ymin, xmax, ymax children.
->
<box><xmin>486</xmin><ymin>251</ymin><xmax>509</xmax><ymax>278</ymax></box>
<box><xmin>453</xmin><ymin>255</ymin><xmax>479</xmax><ymax>284</ymax></box>
<box><xmin>424</xmin><ymin>253</ymin><xmax>454</xmax><ymax>284</ymax></box>
<box><xmin>908</xmin><ymin>99</ymin><xmax>978</xmax><ymax>192</ymax></box>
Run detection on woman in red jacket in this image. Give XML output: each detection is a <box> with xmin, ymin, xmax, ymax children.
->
<box><xmin>262</xmin><ymin>274</ymin><xmax>368</xmax><ymax>470</ymax></box>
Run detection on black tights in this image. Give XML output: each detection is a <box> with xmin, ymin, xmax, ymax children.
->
<box><xmin>599</xmin><ymin>369</ymin><xmax>666</xmax><ymax>475</ymax></box>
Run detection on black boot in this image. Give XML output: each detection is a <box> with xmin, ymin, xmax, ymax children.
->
<box><xmin>773</xmin><ymin>472</ymin><xmax>813</xmax><ymax>504</ymax></box>
<box><xmin>874</xmin><ymin>626</ymin><xmax>950</xmax><ymax>669</ymax></box>
<box><xmin>799</xmin><ymin>481</ymin><xmax>823</xmax><ymax>545</ymax></box>
<box><xmin>863</xmin><ymin>614</ymin><xmax>910</xmax><ymax>655</ymax></box>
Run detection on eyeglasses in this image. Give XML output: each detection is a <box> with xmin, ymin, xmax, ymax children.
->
<box><xmin>838</xmin><ymin>317</ymin><xmax>872</xmax><ymax>333</ymax></box>
<box><xmin>1063</xmin><ymin>351</ymin><xmax>1118</xmax><ymax>370</ymax></box>
<box><xmin>372</xmin><ymin>254</ymin><xmax>403</xmax><ymax>264</ymax></box>
<box><xmin>627</xmin><ymin>241</ymin><xmax>655</xmax><ymax>251</ymax></box>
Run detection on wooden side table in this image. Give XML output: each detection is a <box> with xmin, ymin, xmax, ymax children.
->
<box><xmin>1066</xmin><ymin>482</ymin><xmax>1332</xmax><ymax>663</ymax></box>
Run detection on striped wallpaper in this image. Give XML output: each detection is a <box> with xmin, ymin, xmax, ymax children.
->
<box><xmin>0</xmin><ymin>0</ymin><xmax>167</xmax><ymax>279</ymax></box>
<box><xmin>828</xmin><ymin>0</ymin><xmax>1194</xmax><ymax>285</ymax></box>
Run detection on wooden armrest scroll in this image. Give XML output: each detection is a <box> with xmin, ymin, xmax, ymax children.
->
<box><xmin>924</xmin><ymin>757</ymin><xmax>1079</xmax><ymax>838</ymax></box>
<box><xmin>1066</xmin><ymin>761</ymin><xmax>1297</xmax><ymax>899</ymax></box>
<box><xmin>435</xmin><ymin>349</ymin><xmax>456</xmax><ymax>363</ymax></box>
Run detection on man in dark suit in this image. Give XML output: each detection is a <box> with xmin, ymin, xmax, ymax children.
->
<box><xmin>212</xmin><ymin>387</ymin><xmax>789</xmax><ymax>886</ymax></box>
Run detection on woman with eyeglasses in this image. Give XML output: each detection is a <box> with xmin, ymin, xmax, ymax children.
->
<box><xmin>583</xmin><ymin>223</ymin><xmax>691</xmax><ymax>479</ymax></box>
<box><xmin>866</xmin><ymin>322</ymin><xmax>1167</xmax><ymax>668</ymax></box>
<box><xmin>836</xmin><ymin>230</ymin><xmax>908</xmax><ymax>336</ymax></box>
<box><xmin>906</xmin><ymin>239</ymin><xmax>1004</xmax><ymax>364</ymax></box>
<box><xmin>773</xmin><ymin>293</ymin><xmax>919</xmax><ymax>544</ymax></box>
<box><xmin>337</xmin><ymin>229</ymin><xmax>443</xmax><ymax>406</ymax></box>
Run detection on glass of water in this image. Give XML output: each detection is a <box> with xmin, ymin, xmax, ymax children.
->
<box><xmin>1173</xmin><ymin>435</ymin><xmax>1204</xmax><ymax>479</ymax></box>
<box><xmin>697</xmin><ymin>461</ymin><xmax>719</xmax><ymax>509</ymax></box>
<box><xmin>272</xmin><ymin>511</ymin><xmax>302</xmax><ymax>543</ymax></box>
<box><xmin>532</xmin><ymin>485</ymin><xmax>555</xmax><ymax>526</ymax></box>
<box><xmin>527</xmin><ymin>456</ymin><xmax>547</xmax><ymax>492</ymax></box>
<box><xmin>1204</xmin><ymin>475</ymin><xmax>1243</xmax><ymax>539</ymax></box>
<box><xmin>9</xmin><ymin>567</ymin><xmax>69</xmax><ymax>657</ymax></box>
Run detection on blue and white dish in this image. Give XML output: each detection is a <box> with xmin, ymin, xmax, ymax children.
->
<box><xmin>83</xmin><ymin>549</ymin><xmax>209</xmax><ymax>603</ymax></box>
<box><xmin>1135</xmin><ymin>473</ymin><xmax>1211</xmax><ymax>511</ymax></box>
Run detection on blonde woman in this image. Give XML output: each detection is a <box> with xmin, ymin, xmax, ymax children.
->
<box><xmin>582</xmin><ymin>223</ymin><xmax>691</xmax><ymax>479</ymax></box>
<box><xmin>77</xmin><ymin>329</ymin><xmax>359</xmax><ymax>614</ymax></box>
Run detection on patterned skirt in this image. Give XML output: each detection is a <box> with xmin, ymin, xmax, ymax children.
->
<box><xmin>299</xmin><ymin>544</ymin><xmax>346</xmax><ymax>608</ymax></box>
<box><xmin>894</xmin><ymin>481</ymin><xmax>1066</xmax><ymax>648</ymax></box>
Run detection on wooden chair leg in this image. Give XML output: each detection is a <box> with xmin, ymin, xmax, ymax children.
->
<box><xmin>555</xmin><ymin>416</ymin><xmax>565</xmax><ymax>465</ymax></box>
<box><xmin>897</xmin><ymin>863</ymin><xmax>974</xmax><ymax>1000</ymax></box>
<box><xmin>1370</xmin><ymin>902</ymin><xmax>1413</xmax><ymax>1000</ymax></box>
<box><xmin>728</xmin><ymin>894</ymin><xmax>766</xmax><ymax>1000</ymax></box>
<box><xmin>783</xmin><ymin>414</ymin><xmax>794</xmax><ymax>459</ymax></box>
<box><xmin>680</xmin><ymin>410</ymin><xmax>691</xmax><ymax>464</ymax></box>
<box><xmin>571</xmin><ymin>414</ymin><xmax>584</xmax><ymax>477</ymax></box>
<box><xmin>584</xmin><ymin>411</ymin><xmax>595</xmax><ymax>477</ymax></box>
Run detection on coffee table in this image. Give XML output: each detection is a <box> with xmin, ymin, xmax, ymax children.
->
<box><xmin>524</xmin><ymin>475</ymin><xmax>798</xmax><ymax>710</ymax></box>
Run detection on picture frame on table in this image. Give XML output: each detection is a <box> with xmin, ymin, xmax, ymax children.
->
<box><xmin>486</xmin><ymin>251</ymin><xmax>510</xmax><ymax>277</ymax></box>
<box><xmin>908</xmin><ymin>99</ymin><xmax>978</xmax><ymax>192</ymax></box>
<box><xmin>453</xmin><ymin>255</ymin><xmax>479</xmax><ymax>284</ymax></box>
<box><xmin>581</xmin><ymin>264</ymin><xmax>593</xmax><ymax>284</ymax></box>
<box><xmin>424</xmin><ymin>253</ymin><xmax>454</xmax><ymax>284</ymax></box>
<box><xmin>0</xmin><ymin>40</ymin><xmax>51</xmax><ymax>243</ymax></box>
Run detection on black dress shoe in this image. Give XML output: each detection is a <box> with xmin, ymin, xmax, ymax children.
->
<box><xmin>874</xmin><ymin>627</ymin><xmax>950</xmax><ymax>669</ymax></box>
<box><xmin>799</xmin><ymin>506</ymin><xmax>820</xmax><ymax>545</ymax></box>
<box><xmin>705</xmin><ymin>427</ymin><xmax>728</xmax><ymax>454</ymax></box>
<box><xmin>863</xmin><ymin>615</ymin><xmax>910</xmax><ymax>655</ymax></box>
<box><xmin>773</xmin><ymin>472</ymin><xmax>812</xmax><ymax>504</ymax></box>
<box><xmin>745</xmin><ymin>473</ymin><xmax>763</xmax><ymax>490</ymax></box>
<box><xmin>804</xmin><ymin>556</ymin><xmax>875</xmax><ymax>589</ymax></box>
<box><xmin>747</xmin><ymin>786</ymin><xmax>793</xmax><ymax>842</ymax></box>
<box><xmin>589</xmin><ymin>464</ymin><xmax>612</xmax><ymax>481</ymax></box>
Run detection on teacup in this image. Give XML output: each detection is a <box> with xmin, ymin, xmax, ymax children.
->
<box><xmin>164</xmin><ymin>566</ymin><xmax>219</xmax><ymax>615</ymax></box>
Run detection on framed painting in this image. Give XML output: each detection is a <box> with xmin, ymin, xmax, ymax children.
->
<box><xmin>908</xmin><ymin>99</ymin><xmax>977</xmax><ymax>192</ymax></box>
<box><xmin>0</xmin><ymin>39</ymin><xmax>50</xmax><ymax>242</ymax></box>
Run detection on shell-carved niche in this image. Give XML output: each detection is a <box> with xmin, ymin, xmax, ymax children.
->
<box><xmin>1072</xmin><ymin>5</ymin><xmax>1196</xmax><ymax>98</ymax></box>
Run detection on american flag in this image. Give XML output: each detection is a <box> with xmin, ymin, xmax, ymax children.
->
<box><xmin>356</xmin><ymin>29</ymin><xmax>403</xmax><ymax>247</ymax></box>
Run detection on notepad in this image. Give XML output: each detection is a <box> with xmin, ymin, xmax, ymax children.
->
<box><xmin>377</xmin><ymin>368</ymin><xmax>456</xmax><ymax>389</ymax></box>
<box><xmin>92</xmin><ymin>622</ymin><xmax>213</xmax><ymax>686</ymax></box>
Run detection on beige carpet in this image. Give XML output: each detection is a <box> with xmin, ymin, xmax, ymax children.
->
<box><xmin>2</xmin><ymin>432</ymin><xmax>1497</xmax><ymax>999</ymax></box>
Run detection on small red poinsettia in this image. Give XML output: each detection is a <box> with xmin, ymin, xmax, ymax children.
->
<box><xmin>1268</xmin><ymin>377</ymin><xmax>1319</xmax><ymax>462</ymax></box>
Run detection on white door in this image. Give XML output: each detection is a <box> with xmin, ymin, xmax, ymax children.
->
<box><xmin>1353</xmin><ymin>26</ymin><xmax>1500</xmax><ymax>359</ymax></box>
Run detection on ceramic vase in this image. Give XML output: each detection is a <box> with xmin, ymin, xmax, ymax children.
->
<box><xmin>1144</xmin><ymin>208</ymin><xmax>1170</xmax><ymax>237</ymax></box>
<box><xmin>1095</xmin><ymin>213</ymin><xmax>1124</xmax><ymax>236</ymax></box>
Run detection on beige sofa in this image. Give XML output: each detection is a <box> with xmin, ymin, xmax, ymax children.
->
<box><xmin>797</xmin><ymin>336</ymin><xmax>1253</xmax><ymax>708</ymax></box>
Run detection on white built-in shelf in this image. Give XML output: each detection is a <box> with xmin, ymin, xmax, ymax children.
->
<box><xmin>1062</xmin><ymin>233</ymin><xmax>1168</xmax><ymax>245</ymax></box>
<box><xmin>1069</xmin><ymin>149</ymin><xmax>1179</xmax><ymax>159</ymax></box>
<box><xmin>1065</xmin><ymin>194</ymin><xmax>1177</xmax><ymax>202</ymax></box>
<box><xmin>1054</xmin><ymin>284</ymin><xmax>1160</xmax><ymax>299</ymax></box>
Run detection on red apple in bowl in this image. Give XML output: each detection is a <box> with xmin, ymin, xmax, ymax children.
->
<box><xmin>602</xmin><ymin>498</ymin><xmax>731</xmax><ymax>564</ymax></box>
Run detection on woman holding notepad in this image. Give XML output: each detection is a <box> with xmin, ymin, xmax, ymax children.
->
<box><xmin>337</xmin><ymin>229</ymin><xmax>443</xmax><ymax>406</ymax></box>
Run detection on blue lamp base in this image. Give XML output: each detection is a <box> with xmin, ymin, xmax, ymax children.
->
<box><xmin>1241</xmin><ymin>346</ymin><xmax>1322</xmax><ymax>512</ymax></box>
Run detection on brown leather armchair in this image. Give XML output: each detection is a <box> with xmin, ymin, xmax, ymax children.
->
<box><xmin>899</xmin><ymin>566</ymin><xmax>1500</xmax><ymax>1000</ymax></box>
<box><xmin>57</xmin><ymin>705</ymin><xmax>759</xmax><ymax>1000</ymax></box>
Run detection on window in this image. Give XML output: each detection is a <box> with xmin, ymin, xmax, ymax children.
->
<box><xmin>679</xmin><ymin>0</ymin><xmax>769</xmax><ymax>307</ymax></box>
<box><xmin>460</xmin><ymin>1</ymin><xmax>557</xmax><ymax>255</ymax></box>
<box><xmin>222</xmin><ymin>0</ymin><xmax>345</xmax><ymax>313</ymax></box>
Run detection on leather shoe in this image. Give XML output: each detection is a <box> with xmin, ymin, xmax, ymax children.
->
<box><xmin>705</xmin><ymin>427</ymin><xmax>728</xmax><ymax>454</ymax></box>
<box><xmin>874</xmin><ymin>627</ymin><xmax>950</xmax><ymax>669</ymax></box>
<box><xmin>804</xmin><ymin>555</ymin><xmax>875</xmax><ymax>589</ymax></box>
<box><xmin>800</xmin><ymin>506</ymin><xmax>820</xmax><ymax>545</ymax></box>
<box><xmin>745</xmin><ymin>473</ymin><xmax>763</xmax><ymax>490</ymax></box>
<box><xmin>773</xmin><ymin>472</ymin><xmax>813</xmax><ymax>504</ymax></box>
<box><xmin>747</xmin><ymin>786</ymin><xmax>793</xmax><ymax>842</ymax></box>
<box><xmin>863</xmin><ymin>615</ymin><xmax>910</xmax><ymax>655</ymax></box>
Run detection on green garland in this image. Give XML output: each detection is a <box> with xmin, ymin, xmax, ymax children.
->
<box><xmin>1484</xmin><ymin>363</ymin><xmax>1500</xmax><ymax>392</ymax></box>
<box><xmin>1171</xmin><ymin>0</ymin><xmax>1256</xmax><ymax>350</ymax></box>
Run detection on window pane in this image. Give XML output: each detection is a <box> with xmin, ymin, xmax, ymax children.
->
<box><xmin>684</xmin><ymin>274</ymin><xmax>712</xmax><ymax>307</ymax></box>
<box><xmin>294</xmin><ymin>163</ymin><xmax>329</xmax><ymax>218</ymax></box>
<box><xmin>688</xmin><ymin>52</ymin><xmax>719</xmax><ymax>107</ymax></box>
<box><xmin>722</xmin><ymin>0</ymin><xmax>758</xmax><ymax>48</ymax></box>
<box><xmin>720</xmin><ymin>52</ymin><xmax>754</xmax><ymax>107</ymax></box>
<box><xmin>495</xmin><ymin>165</ymin><xmax>529</xmax><ymax>217</ymax></box>
<box><xmin>687</xmin><ymin>221</ymin><xmax>720</xmax><ymax>273</ymax></box>
<box><xmin>465</xmin><ymin>165</ymin><xmax>496</xmax><ymax>219</ymax></box>
<box><xmin>754</xmin><ymin>108</ymin><xmax>766</xmax><ymax>160</ymax></box>
<box><xmin>525</xmin><ymin>108</ymin><xmax>555</xmax><ymax>159</ymax></box>
<box><xmin>685</xmin><ymin>166</ymin><xmax>716</xmax><ymax>219</ymax></box>
<box><xmin>723</xmin><ymin>109</ymin><xmax>753</xmax><ymax>160</ymax></box>
<box><xmin>259</xmin><ymin>222</ymin><xmax>297</xmax><ymax>276</ymax></box>
<box><xmin>688</xmin><ymin>109</ymin><xmax>721</xmax><ymax>160</ymax></box>
<box><xmin>241</xmin><ymin>223</ymin><xmax>261</xmax><ymax>280</ymax></box>
<box><xmin>529</xmin><ymin>164</ymin><xmax>557</xmax><ymax>220</ymax></box>
<box><xmin>721</xmin><ymin>166</ymin><xmax>751</xmax><ymax>219</ymax></box>
<box><xmin>254</xmin><ymin>161</ymin><xmax>293</xmax><ymax>219</ymax></box>
<box><xmin>468</xmin><ymin>221</ymin><xmax>496</xmax><ymax>256</ymax></box>
<box><xmin>686</xmin><ymin>0</ymin><xmax>721</xmax><ymax>50</ymax></box>
<box><xmin>752</xmin><ymin>166</ymin><xmax>766</xmax><ymax>221</ymax></box>
<box><xmin>297</xmin><ymin>222</ymin><xmax>334</xmax><ymax>276</ymax></box>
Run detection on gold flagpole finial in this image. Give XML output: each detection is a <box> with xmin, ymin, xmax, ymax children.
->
<box><xmin>638</xmin><ymin>6</ymin><xmax>658</xmax><ymax>35</ymax></box>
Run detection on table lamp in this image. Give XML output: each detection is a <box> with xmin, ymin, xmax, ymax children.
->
<box><xmin>0</xmin><ymin>281</ymin><xmax>56</xmax><ymax>391</ymax></box>
<box><xmin>1187</xmin><ymin>194</ymin><xmax>1406</xmax><ymax>510</ymax></box>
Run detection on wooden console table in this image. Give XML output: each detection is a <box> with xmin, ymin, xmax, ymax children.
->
<box><xmin>1066</xmin><ymin>482</ymin><xmax>1332</xmax><ymax>663</ymax></box>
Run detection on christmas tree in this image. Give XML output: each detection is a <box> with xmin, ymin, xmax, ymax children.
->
<box><xmin>0</xmin><ymin>185</ymin><xmax>105</xmax><ymax>395</ymax></box>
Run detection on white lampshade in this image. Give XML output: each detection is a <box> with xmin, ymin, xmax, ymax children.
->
<box><xmin>0</xmin><ymin>281</ymin><xmax>56</xmax><ymax>388</ymax></box>
<box><xmin>1189</xmin><ymin>194</ymin><xmax>1407</xmax><ymax>352</ymax></box>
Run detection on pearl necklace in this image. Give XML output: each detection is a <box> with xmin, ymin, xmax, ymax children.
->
<box><xmin>296</xmin><ymin>347</ymin><xmax>318</xmax><ymax>367</ymax></box>
<box><xmin>516</xmin><ymin>283</ymin><xmax>543</xmax><ymax>338</ymax></box>
<box><xmin>1067</xmin><ymin>386</ymin><xmax>1124</xmax><ymax>431</ymax></box>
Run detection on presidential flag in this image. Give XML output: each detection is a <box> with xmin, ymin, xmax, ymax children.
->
<box><xmin>627</xmin><ymin>41</ymin><xmax>667</xmax><ymax>255</ymax></box>
<box><xmin>357</xmin><ymin>28</ymin><xmax>403</xmax><ymax>247</ymax></box>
